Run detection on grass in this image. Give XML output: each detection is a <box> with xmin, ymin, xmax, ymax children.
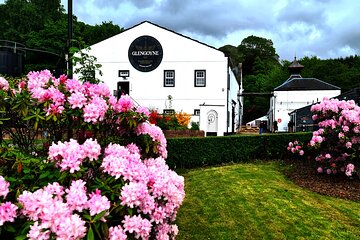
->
<box><xmin>175</xmin><ymin>161</ymin><xmax>360</xmax><ymax>240</ymax></box>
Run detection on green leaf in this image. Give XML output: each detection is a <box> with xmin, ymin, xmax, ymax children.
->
<box><xmin>4</xmin><ymin>223</ymin><xmax>16</xmax><ymax>232</ymax></box>
<box><xmin>15</xmin><ymin>235</ymin><xmax>27</xmax><ymax>240</ymax></box>
<box><xmin>6</xmin><ymin>177</ymin><xmax>16</xmax><ymax>182</ymax></box>
<box><xmin>87</xmin><ymin>226</ymin><xmax>94</xmax><ymax>240</ymax></box>
<box><xmin>100</xmin><ymin>222</ymin><xmax>109</xmax><ymax>238</ymax></box>
<box><xmin>39</xmin><ymin>171</ymin><xmax>50</xmax><ymax>179</ymax></box>
<box><xmin>93</xmin><ymin>210</ymin><xmax>107</xmax><ymax>222</ymax></box>
<box><xmin>83</xmin><ymin>214</ymin><xmax>92</xmax><ymax>220</ymax></box>
<box><xmin>22</xmin><ymin>115</ymin><xmax>35</xmax><ymax>121</ymax></box>
<box><xmin>45</xmin><ymin>115</ymin><xmax>53</xmax><ymax>121</ymax></box>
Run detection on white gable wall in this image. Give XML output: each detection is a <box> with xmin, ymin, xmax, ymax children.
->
<box><xmin>83</xmin><ymin>22</ymin><xmax>239</xmax><ymax>136</ymax></box>
<box><xmin>270</xmin><ymin>89</ymin><xmax>341</xmax><ymax>131</ymax></box>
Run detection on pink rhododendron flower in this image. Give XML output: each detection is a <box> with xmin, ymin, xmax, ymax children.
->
<box><xmin>0</xmin><ymin>77</ymin><xmax>9</xmax><ymax>91</ymax></box>
<box><xmin>53</xmin><ymin>214</ymin><xmax>87</xmax><ymax>240</ymax></box>
<box><xmin>68</xmin><ymin>91</ymin><xmax>87</xmax><ymax>109</ymax></box>
<box><xmin>102</xmin><ymin>144</ymin><xmax>147</xmax><ymax>182</ymax></box>
<box><xmin>118</xmin><ymin>94</ymin><xmax>134</xmax><ymax>112</ymax></box>
<box><xmin>120</xmin><ymin>182</ymin><xmax>150</xmax><ymax>208</ymax></box>
<box><xmin>136</xmin><ymin>122</ymin><xmax>168</xmax><ymax>158</ymax></box>
<box><xmin>122</xmin><ymin>215</ymin><xmax>152</xmax><ymax>239</ymax></box>
<box><xmin>27</xmin><ymin>69</ymin><xmax>53</xmax><ymax>91</ymax></box>
<box><xmin>345</xmin><ymin>163</ymin><xmax>355</xmax><ymax>177</ymax></box>
<box><xmin>27</xmin><ymin>222</ymin><xmax>51</xmax><ymax>240</ymax></box>
<box><xmin>108</xmin><ymin>225</ymin><xmax>127</xmax><ymax>240</ymax></box>
<box><xmin>83</xmin><ymin>96</ymin><xmax>108</xmax><ymax>123</ymax></box>
<box><xmin>317</xmin><ymin>167</ymin><xmax>323</xmax><ymax>173</ymax></box>
<box><xmin>46</xmin><ymin>103</ymin><xmax>64</xmax><ymax>116</ymax></box>
<box><xmin>48</xmin><ymin>139</ymin><xmax>86</xmax><ymax>173</ymax></box>
<box><xmin>93</xmin><ymin>82</ymin><xmax>111</xmax><ymax>97</ymax></box>
<box><xmin>0</xmin><ymin>202</ymin><xmax>18</xmax><ymax>226</ymax></box>
<box><xmin>155</xmin><ymin>223</ymin><xmax>179</xmax><ymax>240</ymax></box>
<box><xmin>65</xmin><ymin>79</ymin><xmax>82</xmax><ymax>93</ymax></box>
<box><xmin>82</xmin><ymin>138</ymin><xmax>101</xmax><ymax>161</ymax></box>
<box><xmin>136</xmin><ymin>106</ymin><xmax>150</xmax><ymax>117</ymax></box>
<box><xmin>65</xmin><ymin>180</ymin><xmax>88</xmax><ymax>212</ymax></box>
<box><xmin>87</xmin><ymin>189</ymin><xmax>110</xmax><ymax>217</ymax></box>
<box><xmin>0</xmin><ymin>176</ymin><xmax>10</xmax><ymax>198</ymax></box>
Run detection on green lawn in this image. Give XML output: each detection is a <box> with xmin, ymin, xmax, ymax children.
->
<box><xmin>175</xmin><ymin>161</ymin><xmax>360</xmax><ymax>240</ymax></box>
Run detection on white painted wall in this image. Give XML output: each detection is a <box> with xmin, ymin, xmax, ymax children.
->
<box><xmin>270</xmin><ymin>89</ymin><xmax>341</xmax><ymax>131</ymax></box>
<box><xmin>80</xmin><ymin>22</ymin><xmax>239</xmax><ymax>136</ymax></box>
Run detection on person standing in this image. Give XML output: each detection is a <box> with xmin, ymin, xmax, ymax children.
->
<box><xmin>273</xmin><ymin>120</ymin><xmax>278</xmax><ymax>133</ymax></box>
<box><xmin>288</xmin><ymin>120</ymin><xmax>294</xmax><ymax>133</ymax></box>
<box><xmin>259</xmin><ymin>121</ymin><xmax>265</xmax><ymax>134</ymax></box>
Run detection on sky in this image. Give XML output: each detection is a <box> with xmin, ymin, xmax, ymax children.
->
<box><xmin>3</xmin><ymin>0</ymin><xmax>360</xmax><ymax>61</ymax></box>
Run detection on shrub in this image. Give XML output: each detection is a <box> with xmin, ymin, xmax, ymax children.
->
<box><xmin>0</xmin><ymin>71</ymin><xmax>185</xmax><ymax>239</ymax></box>
<box><xmin>149</xmin><ymin>110</ymin><xmax>190</xmax><ymax>130</ymax></box>
<box><xmin>166</xmin><ymin>133</ymin><xmax>312</xmax><ymax>169</ymax></box>
<box><xmin>288</xmin><ymin>97</ymin><xmax>360</xmax><ymax>178</ymax></box>
<box><xmin>310</xmin><ymin>98</ymin><xmax>360</xmax><ymax>177</ymax></box>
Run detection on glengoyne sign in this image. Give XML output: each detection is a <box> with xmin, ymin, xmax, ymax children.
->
<box><xmin>128</xmin><ymin>35</ymin><xmax>163</xmax><ymax>72</ymax></box>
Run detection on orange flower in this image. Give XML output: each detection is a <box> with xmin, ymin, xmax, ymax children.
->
<box><xmin>175</xmin><ymin>111</ymin><xmax>191</xmax><ymax>127</ymax></box>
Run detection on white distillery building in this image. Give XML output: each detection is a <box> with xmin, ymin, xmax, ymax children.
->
<box><xmin>83</xmin><ymin>21</ymin><xmax>241</xmax><ymax>136</ymax></box>
<box><xmin>268</xmin><ymin>58</ymin><xmax>341</xmax><ymax>132</ymax></box>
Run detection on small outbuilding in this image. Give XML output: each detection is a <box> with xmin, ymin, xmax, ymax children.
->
<box><xmin>268</xmin><ymin>57</ymin><xmax>341</xmax><ymax>132</ymax></box>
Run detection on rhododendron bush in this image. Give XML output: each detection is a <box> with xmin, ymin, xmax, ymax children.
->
<box><xmin>0</xmin><ymin>71</ymin><xmax>185</xmax><ymax>239</ymax></box>
<box><xmin>288</xmin><ymin>97</ymin><xmax>360</xmax><ymax>178</ymax></box>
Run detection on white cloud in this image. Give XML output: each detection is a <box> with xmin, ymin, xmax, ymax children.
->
<box><xmin>2</xmin><ymin>0</ymin><xmax>359</xmax><ymax>60</ymax></box>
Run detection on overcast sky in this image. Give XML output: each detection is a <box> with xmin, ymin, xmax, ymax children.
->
<box><xmin>3</xmin><ymin>0</ymin><xmax>360</xmax><ymax>61</ymax></box>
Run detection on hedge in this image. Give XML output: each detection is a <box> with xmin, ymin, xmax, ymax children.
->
<box><xmin>166</xmin><ymin>132</ymin><xmax>313</xmax><ymax>169</ymax></box>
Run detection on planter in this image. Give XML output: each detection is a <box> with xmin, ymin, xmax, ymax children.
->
<box><xmin>163</xmin><ymin>130</ymin><xmax>205</xmax><ymax>138</ymax></box>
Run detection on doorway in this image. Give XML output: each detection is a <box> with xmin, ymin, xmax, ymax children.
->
<box><xmin>117</xmin><ymin>81</ymin><xmax>129</xmax><ymax>98</ymax></box>
<box><xmin>206</xmin><ymin>110</ymin><xmax>218</xmax><ymax>136</ymax></box>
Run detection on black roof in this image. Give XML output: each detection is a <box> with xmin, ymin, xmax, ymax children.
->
<box><xmin>336</xmin><ymin>87</ymin><xmax>360</xmax><ymax>104</ymax></box>
<box><xmin>274</xmin><ymin>77</ymin><xmax>341</xmax><ymax>91</ymax></box>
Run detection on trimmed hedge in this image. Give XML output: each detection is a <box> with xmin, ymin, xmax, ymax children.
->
<box><xmin>166</xmin><ymin>132</ymin><xmax>313</xmax><ymax>169</ymax></box>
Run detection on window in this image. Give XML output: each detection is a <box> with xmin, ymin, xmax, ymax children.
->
<box><xmin>195</xmin><ymin>70</ymin><xmax>206</xmax><ymax>87</ymax></box>
<box><xmin>194</xmin><ymin>109</ymin><xmax>200</xmax><ymax>115</ymax></box>
<box><xmin>164</xmin><ymin>70</ymin><xmax>175</xmax><ymax>87</ymax></box>
<box><xmin>163</xmin><ymin>109</ymin><xmax>175</xmax><ymax>114</ymax></box>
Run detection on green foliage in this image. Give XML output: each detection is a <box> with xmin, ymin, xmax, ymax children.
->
<box><xmin>166</xmin><ymin>132</ymin><xmax>313</xmax><ymax>169</ymax></box>
<box><xmin>190</xmin><ymin>121</ymin><xmax>200</xmax><ymax>130</ymax></box>
<box><xmin>0</xmin><ymin>141</ymin><xmax>59</xmax><ymax>198</ymax></box>
<box><xmin>0</xmin><ymin>1</ymin><xmax>123</xmax><ymax>75</ymax></box>
<box><xmin>70</xmin><ymin>40</ymin><xmax>103</xmax><ymax>83</ymax></box>
<box><xmin>219</xmin><ymin>36</ymin><xmax>360</xmax><ymax>124</ymax></box>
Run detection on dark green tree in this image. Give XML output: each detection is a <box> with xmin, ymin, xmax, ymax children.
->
<box><xmin>238</xmin><ymin>35</ymin><xmax>279</xmax><ymax>75</ymax></box>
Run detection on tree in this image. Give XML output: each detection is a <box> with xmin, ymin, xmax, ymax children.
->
<box><xmin>218</xmin><ymin>44</ymin><xmax>243</xmax><ymax>67</ymax></box>
<box><xmin>0</xmin><ymin>0</ymin><xmax>123</xmax><ymax>75</ymax></box>
<box><xmin>238</xmin><ymin>35</ymin><xmax>279</xmax><ymax>75</ymax></box>
<box><xmin>80</xmin><ymin>21</ymin><xmax>123</xmax><ymax>46</ymax></box>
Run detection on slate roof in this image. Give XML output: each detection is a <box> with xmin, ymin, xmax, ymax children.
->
<box><xmin>274</xmin><ymin>77</ymin><xmax>341</xmax><ymax>91</ymax></box>
<box><xmin>336</xmin><ymin>87</ymin><xmax>360</xmax><ymax>104</ymax></box>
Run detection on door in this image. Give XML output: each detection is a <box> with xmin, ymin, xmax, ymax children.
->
<box><xmin>207</xmin><ymin>110</ymin><xmax>218</xmax><ymax>135</ymax></box>
<box><xmin>117</xmin><ymin>81</ymin><xmax>129</xmax><ymax>98</ymax></box>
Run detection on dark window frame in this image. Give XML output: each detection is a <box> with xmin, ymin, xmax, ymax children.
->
<box><xmin>163</xmin><ymin>109</ymin><xmax>175</xmax><ymax>114</ymax></box>
<box><xmin>194</xmin><ymin>70</ymin><xmax>206</xmax><ymax>87</ymax></box>
<box><xmin>164</xmin><ymin>70</ymin><xmax>175</xmax><ymax>87</ymax></box>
